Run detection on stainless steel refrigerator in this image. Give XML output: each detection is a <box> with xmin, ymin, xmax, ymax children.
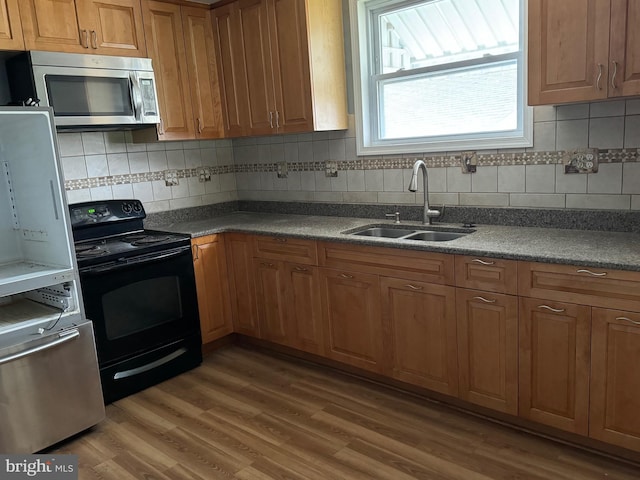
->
<box><xmin>0</xmin><ymin>107</ymin><xmax>104</xmax><ymax>453</ymax></box>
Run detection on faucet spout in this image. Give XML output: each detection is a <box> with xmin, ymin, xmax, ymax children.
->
<box><xmin>408</xmin><ymin>160</ymin><xmax>440</xmax><ymax>225</ymax></box>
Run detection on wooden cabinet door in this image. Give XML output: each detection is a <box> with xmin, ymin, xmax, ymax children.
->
<box><xmin>267</xmin><ymin>0</ymin><xmax>313</xmax><ymax>134</ymax></box>
<box><xmin>528</xmin><ymin>0</ymin><xmax>610</xmax><ymax>105</ymax></box>
<box><xmin>590</xmin><ymin>308</ymin><xmax>640</xmax><ymax>452</ymax></box>
<box><xmin>519</xmin><ymin>298</ymin><xmax>591</xmax><ymax>435</ymax></box>
<box><xmin>78</xmin><ymin>0</ymin><xmax>146</xmax><ymax>57</ymax></box>
<box><xmin>457</xmin><ymin>289</ymin><xmax>519</xmax><ymax>415</ymax></box>
<box><xmin>253</xmin><ymin>258</ymin><xmax>288</xmax><ymax>344</ymax></box>
<box><xmin>381</xmin><ymin>277</ymin><xmax>458</xmax><ymax>395</ymax></box>
<box><xmin>285</xmin><ymin>262</ymin><xmax>323</xmax><ymax>355</ymax></box>
<box><xmin>181</xmin><ymin>6</ymin><xmax>224</xmax><ymax>139</ymax></box>
<box><xmin>192</xmin><ymin>235</ymin><xmax>233</xmax><ymax>344</ymax></box>
<box><xmin>0</xmin><ymin>0</ymin><xmax>23</xmax><ymax>50</ymax></box>
<box><xmin>226</xmin><ymin>233</ymin><xmax>260</xmax><ymax>336</ymax></box>
<box><xmin>609</xmin><ymin>0</ymin><xmax>640</xmax><ymax>97</ymax></box>
<box><xmin>141</xmin><ymin>0</ymin><xmax>194</xmax><ymax>140</ymax></box>
<box><xmin>237</xmin><ymin>0</ymin><xmax>276</xmax><ymax>136</ymax></box>
<box><xmin>212</xmin><ymin>2</ymin><xmax>248</xmax><ymax>137</ymax></box>
<box><xmin>19</xmin><ymin>0</ymin><xmax>85</xmax><ymax>53</ymax></box>
<box><xmin>320</xmin><ymin>268</ymin><xmax>383</xmax><ymax>373</ymax></box>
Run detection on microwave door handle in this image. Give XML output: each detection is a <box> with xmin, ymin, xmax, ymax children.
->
<box><xmin>129</xmin><ymin>73</ymin><xmax>143</xmax><ymax>122</ymax></box>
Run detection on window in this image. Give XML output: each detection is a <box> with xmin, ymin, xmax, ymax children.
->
<box><xmin>350</xmin><ymin>0</ymin><xmax>532</xmax><ymax>154</ymax></box>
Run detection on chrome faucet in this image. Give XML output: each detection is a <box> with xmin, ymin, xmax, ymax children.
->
<box><xmin>408</xmin><ymin>159</ymin><xmax>441</xmax><ymax>225</ymax></box>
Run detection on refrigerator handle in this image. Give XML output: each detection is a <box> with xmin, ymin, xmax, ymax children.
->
<box><xmin>0</xmin><ymin>329</ymin><xmax>80</xmax><ymax>366</ymax></box>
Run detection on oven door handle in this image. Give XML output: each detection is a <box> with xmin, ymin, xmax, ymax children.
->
<box><xmin>80</xmin><ymin>246</ymin><xmax>191</xmax><ymax>274</ymax></box>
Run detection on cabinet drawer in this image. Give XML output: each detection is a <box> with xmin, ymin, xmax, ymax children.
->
<box><xmin>518</xmin><ymin>261</ymin><xmax>640</xmax><ymax>312</ymax></box>
<box><xmin>455</xmin><ymin>255</ymin><xmax>517</xmax><ymax>294</ymax></box>
<box><xmin>252</xmin><ymin>235</ymin><xmax>317</xmax><ymax>265</ymax></box>
<box><xmin>318</xmin><ymin>241</ymin><xmax>454</xmax><ymax>285</ymax></box>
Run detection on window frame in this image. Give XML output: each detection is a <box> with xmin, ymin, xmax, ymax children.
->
<box><xmin>349</xmin><ymin>0</ymin><xmax>533</xmax><ymax>155</ymax></box>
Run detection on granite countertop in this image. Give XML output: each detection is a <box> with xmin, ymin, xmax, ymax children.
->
<box><xmin>157</xmin><ymin>211</ymin><xmax>640</xmax><ymax>272</ymax></box>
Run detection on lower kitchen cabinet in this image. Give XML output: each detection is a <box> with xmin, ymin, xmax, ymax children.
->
<box><xmin>590</xmin><ymin>308</ymin><xmax>640</xmax><ymax>451</ymax></box>
<box><xmin>192</xmin><ymin>235</ymin><xmax>233</xmax><ymax>343</ymax></box>
<box><xmin>226</xmin><ymin>233</ymin><xmax>260</xmax><ymax>336</ymax></box>
<box><xmin>253</xmin><ymin>258</ymin><xmax>288</xmax><ymax>344</ymax></box>
<box><xmin>284</xmin><ymin>262</ymin><xmax>323</xmax><ymax>355</ymax></box>
<box><xmin>456</xmin><ymin>288</ymin><xmax>519</xmax><ymax>415</ymax></box>
<box><xmin>320</xmin><ymin>268</ymin><xmax>383</xmax><ymax>373</ymax></box>
<box><xmin>381</xmin><ymin>277</ymin><xmax>458</xmax><ymax>395</ymax></box>
<box><xmin>518</xmin><ymin>298</ymin><xmax>591</xmax><ymax>435</ymax></box>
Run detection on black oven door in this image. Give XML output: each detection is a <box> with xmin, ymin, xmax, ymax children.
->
<box><xmin>78</xmin><ymin>246</ymin><xmax>201</xmax><ymax>367</ymax></box>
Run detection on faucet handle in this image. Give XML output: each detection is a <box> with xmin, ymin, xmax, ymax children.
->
<box><xmin>385</xmin><ymin>212</ymin><xmax>401</xmax><ymax>224</ymax></box>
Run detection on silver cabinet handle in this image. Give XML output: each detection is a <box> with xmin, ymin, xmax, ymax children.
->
<box><xmin>405</xmin><ymin>284</ymin><xmax>423</xmax><ymax>291</ymax></box>
<box><xmin>81</xmin><ymin>29</ymin><xmax>89</xmax><ymax>48</ymax></box>
<box><xmin>274</xmin><ymin>238</ymin><xmax>287</xmax><ymax>243</ymax></box>
<box><xmin>91</xmin><ymin>30</ymin><xmax>98</xmax><ymax>49</ymax></box>
<box><xmin>616</xmin><ymin>316</ymin><xmax>640</xmax><ymax>325</ymax></box>
<box><xmin>472</xmin><ymin>259</ymin><xmax>495</xmax><ymax>266</ymax></box>
<box><xmin>473</xmin><ymin>296</ymin><xmax>496</xmax><ymax>304</ymax></box>
<box><xmin>293</xmin><ymin>266</ymin><xmax>308</xmax><ymax>272</ymax></box>
<box><xmin>596</xmin><ymin>63</ymin><xmax>603</xmax><ymax>90</ymax></box>
<box><xmin>269</xmin><ymin>111</ymin><xmax>274</xmax><ymax>129</ymax></box>
<box><xmin>611</xmin><ymin>61</ymin><xmax>618</xmax><ymax>89</ymax></box>
<box><xmin>192</xmin><ymin>244</ymin><xmax>199</xmax><ymax>260</ymax></box>
<box><xmin>159</xmin><ymin>117</ymin><xmax>165</xmax><ymax>135</ymax></box>
<box><xmin>577</xmin><ymin>269</ymin><xmax>607</xmax><ymax>277</ymax></box>
<box><xmin>538</xmin><ymin>305</ymin><xmax>566</xmax><ymax>313</ymax></box>
<box><xmin>260</xmin><ymin>262</ymin><xmax>275</xmax><ymax>268</ymax></box>
<box><xmin>339</xmin><ymin>273</ymin><xmax>354</xmax><ymax>279</ymax></box>
<box><xmin>275</xmin><ymin>110</ymin><xmax>280</xmax><ymax>128</ymax></box>
<box><xmin>0</xmin><ymin>329</ymin><xmax>79</xmax><ymax>366</ymax></box>
<box><xmin>197</xmin><ymin>118</ymin><xmax>203</xmax><ymax>134</ymax></box>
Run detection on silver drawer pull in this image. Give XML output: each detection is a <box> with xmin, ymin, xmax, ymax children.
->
<box><xmin>261</xmin><ymin>262</ymin><xmax>274</xmax><ymax>268</ymax></box>
<box><xmin>616</xmin><ymin>316</ymin><xmax>640</xmax><ymax>326</ymax></box>
<box><xmin>405</xmin><ymin>284</ymin><xmax>423</xmax><ymax>291</ymax></box>
<box><xmin>339</xmin><ymin>273</ymin><xmax>354</xmax><ymax>279</ymax></box>
<box><xmin>294</xmin><ymin>266</ymin><xmax>308</xmax><ymax>272</ymax></box>
<box><xmin>538</xmin><ymin>305</ymin><xmax>565</xmax><ymax>313</ymax></box>
<box><xmin>472</xmin><ymin>259</ymin><xmax>495</xmax><ymax>266</ymax></box>
<box><xmin>576</xmin><ymin>269</ymin><xmax>607</xmax><ymax>277</ymax></box>
<box><xmin>274</xmin><ymin>238</ymin><xmax>287</xmax><ymax>243</ymax></box>
<box><xmin>473</xmin><ymin>296</ymin><xmax>496</xmax><ymax>304</ymax></box>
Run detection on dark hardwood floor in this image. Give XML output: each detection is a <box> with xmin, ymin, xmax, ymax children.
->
<box><xmin>52</xmin><ymin>346</ymin><xmax>640</xmax><ymax>479</ymax></box>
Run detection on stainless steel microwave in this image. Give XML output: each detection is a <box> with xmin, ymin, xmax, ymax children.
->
<box><xmin>6</xmin><ymin>51</ymin><xmax>160</xmax><ymax>130</ymax></box>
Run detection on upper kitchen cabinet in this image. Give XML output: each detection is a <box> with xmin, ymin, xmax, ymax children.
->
<box><xmin>19</xmin><ymin>0</ymin><xmax>146</xmax><ymax>57</ymax></box>
<box><xmin>529</xmin><ymin>0</ymin><xmax>640</xmax><ymax>105</ymax></box>
<box><xmin>138</xmin><ymin>1</ymin><xmax>224</xmax><ymax>141</ymax></box>
<box><xmin>212</xmin><ymin>0</ymin><xmax>348</xmax><ymax>137</ymax></box>
<box><xmin>0</xmin><ymin>0</ymin><xmax>24</xmax><ymax>50</ymax></box>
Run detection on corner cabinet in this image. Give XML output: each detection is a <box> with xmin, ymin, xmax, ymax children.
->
<box><xmin>212</xmin><ymin>0</ymin><xmax>348</xmax><ymax>137</ymax></box>
<box><xmin>192</xmin><ymin>235</ymin><xmax>233</xmax><ymax>344</ymax></box>
<box><xmin>0</xmin><ymin>0</ymin><xmax>23</xmax><ymax>50</ymax></box>
<box><xmin>139</xmin><ymin>1</ymin><xmax>224</xmax><ymax>141</ymax></box>
<box><xmin>19</xmin><ymin>0</ymin><xmax>146</xmax><ymax>56</ymax></box>
<box><xmin>528</xmin><ymin>0</ymin><xmax>640</xmax><ymax>105</ymax></box>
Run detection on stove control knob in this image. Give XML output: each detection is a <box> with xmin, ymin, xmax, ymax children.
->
<box><xmin>122</xmin><ymin>202</ymin><xmax>133</xmax><ymax>214</ymax></box>
<box><xmin>132</xmin><ymin>202</ymin><xmax>142</xmax><ymax>213</ymax></box>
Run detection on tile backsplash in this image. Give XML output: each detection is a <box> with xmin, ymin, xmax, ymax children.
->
<box><xmin>59</xmin><ymin>98</ymin><xmax>640</xmax><ymax>213</ymax></box>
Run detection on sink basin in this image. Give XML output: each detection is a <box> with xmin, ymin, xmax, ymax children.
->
<box><xmin>347</xmin><ymin>225</ymin><xmax>473</xmax><ymax>242</ymax></box>
<box><xmin>404</xmin><ymin>231</ymin><xmax>466</xmax><ymax>242</ymax></box>
<box><xmin>352</xmin><ymin>227</ymin><xmax>417</xmax><ymax>238</ymax></box>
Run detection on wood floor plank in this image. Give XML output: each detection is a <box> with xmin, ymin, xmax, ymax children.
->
<box><xmin>49</xmin><ymin>346</ymin><xmax>640</xmax><ymax>479</ymax></box>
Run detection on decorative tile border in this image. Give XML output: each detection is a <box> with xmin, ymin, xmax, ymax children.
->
<box><xmin>64</xmin><ymin>149</ymin><xmax>639</xmax><ymax>191</ymax></box>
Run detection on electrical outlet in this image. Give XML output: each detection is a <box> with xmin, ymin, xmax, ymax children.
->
<box><xmin>277</xmin><ymin>162</ymin><xmax>288</xmax><ymax>178</ymax></box>
<box><xmin>325</xmin><ymin>160</ymin><xmax>338</xmax><ymax>177</ymax></box>
<box><xmin>198</xmin><ymin>167</ymin><xmax>211</xmax><ymax>182</ymax></box>
<box><xmin>461</xmin><ymin>152</ymin><xmax>477</xmax><ymax>173</ymax></box>
<box><xmin>563</xmin><ymin>148</ymin><xmax>599</xmax><ymax>174</ymax></box>
<box><xmin>164</xmin><ymin>169</ymin><xmax>179</xmax><ymax>186</ymax></box>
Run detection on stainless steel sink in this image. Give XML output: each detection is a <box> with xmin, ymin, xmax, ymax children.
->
<box><xmin>352</xmin><ymin>227</ymin><xmax>417</xmax><ymax>238</ymax></box>
<box><xmin>347</xmin><ymin>225</ymin><xmax>474</xmax><ymax>242</ymax></box>
<box><xmin>404</xmin><ymin>231</ymin><xmax>466</xmax><ymax>242</ymax></box>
